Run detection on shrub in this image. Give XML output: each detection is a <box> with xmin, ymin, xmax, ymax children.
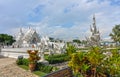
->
<box><xmin>66</xmin><ymin>44</ymin><xmax>76</xmax><ymax>56</ymax></box>
<box><xmin>36</xmin><ymin>62</ymin><xmax>55</xmax><ymax>73</ymax></box>
<box><xmin>46</xmin><ymin>54</ymin><xmax>70</xmax><ymax>64</ymax></box>
<box><xmin>16</xmin><ymin>58</ymin><xmax>23</xmax><ymax>65</ymax></box>
<box><xmin>47</xmin><ymin>54</ymin><xmax>67</xmax><ymax>58</ymax></box>
<box><xmin>68</xmin><ymin>47</ymin><xmax>120</xmax><ymax>77</ymax></box>
<box><xmin>16</xmin><ymin>58</ymin><xmax>29</xmax><ymax>66</ymax></box>
<box><xmin>22</xmin><ymin>59</ymin><xmax>29</xmax><ymax>66</ymax></box>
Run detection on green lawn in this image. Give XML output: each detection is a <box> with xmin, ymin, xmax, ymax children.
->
<box><xmin>19</xmin><ymin>65</ymin><xmax>29</xmax><ymax>70</ymax></box>
<box><xmin>33</xmin><ymin>71</ymin><xmax>46</xmax><ymax>76</ymax></box>
<box><xmin>18</xmin><ymin>65</ymin><xmax>47</xmax><ymax>76</ymax></box>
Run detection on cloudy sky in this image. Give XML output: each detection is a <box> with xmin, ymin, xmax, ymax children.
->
<box><xmin>0</xmin><ymin>0</ymin><xmax>120</xmax><ymax>40</ymax></box>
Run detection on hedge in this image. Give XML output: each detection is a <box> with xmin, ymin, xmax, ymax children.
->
<box><xmin>46</xmin><ymin>54</ymin><xmax>70</xmax><ymax>64</ymax></box>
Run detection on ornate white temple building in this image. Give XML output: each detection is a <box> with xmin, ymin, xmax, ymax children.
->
<box><xmin>13</xmin><ymin>27</ymin><xmax>66</xmax><ymax>54</ymax></box>
<box><xmin>86</xmin><ymin>15</ymin><xmax>101</xmax><ymax>46</ymax></box>
<box><xmin>13</xmin><ymin>28</ymin><xmax>40</xmax><ymax>47</ymax></box>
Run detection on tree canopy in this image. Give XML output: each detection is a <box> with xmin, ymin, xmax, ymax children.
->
<box><xmin>109</xmin><ymin>25</ymin><xmax>120</xmax><ymax>44</ymax></box>
<box><xmin>0</xmin><ymin>34</ymin><xmax>15</xmax><ymax>45</ymax></box>
<box><xmin>73</xmin><ymin>39</ymin><xmax>81</xmax><ymax>43</ymax></box>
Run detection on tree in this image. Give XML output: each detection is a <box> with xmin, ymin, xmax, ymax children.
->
<box><xmin>73</xmin><ymin>39</ymin><xmax>81</xmax><ymax>43</ymax></box>
<box><xmin>109</xmin><ymin>25</ymin><xmax>120</xmax><ymax>45</ymax></box>
<box><xmin>49</xmin><ymin>37</ymin><xmax>54</xmax><ymax>42</ymax></box>
<box><xmin>0</xmin><ymin>34</ymin><xmax>15</xmax><ymax>45</ymax></box>
<box><xmin>81</xmin><ymin>40</ymin><xmax>87</xmax><ymax>44</ymax></box>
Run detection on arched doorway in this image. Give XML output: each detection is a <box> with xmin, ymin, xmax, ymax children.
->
<box><xmin>32</xmin><ymin>37</ymin><xmax>37</xmax><ymax>44</ymax></box>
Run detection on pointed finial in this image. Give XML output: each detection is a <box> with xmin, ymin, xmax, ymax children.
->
<box><xmin>20</xmin><ymin>28</ymin><xmax>22</xmax><ymax>33</ymax></box>
<box><xmin>93</xmin><ymin>14</ymin><xmax>95</xmax><ymax>19</ymax></box>
<box><xmin>29</xmin><ymin>26</ymin><xmax>30</xmax><ymax>29</ymax></box>
<box><xmin>92</xmin><ymin>14</ymin><xmax>97</xmax><ymax>33</ymax></box>
<box><xmin>35</xmin><ymin>26</ymin><xmax>37</xmax><ymax>32</ymax></box>
<box><xmin>93</xmin><ymin>14</ymin><xmax>96</xmax><ymax>25</ymax></box>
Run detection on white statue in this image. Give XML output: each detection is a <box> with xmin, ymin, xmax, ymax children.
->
<box><xmin>38</xmin><ymin>36</ymin><xmax>49</xmax><ymax>64</ymax></box>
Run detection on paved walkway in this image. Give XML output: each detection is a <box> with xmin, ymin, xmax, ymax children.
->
<box><xmin>0</xmin><ymin>57</ymin><xmax>38</xmax><ymax>77</ymax></box>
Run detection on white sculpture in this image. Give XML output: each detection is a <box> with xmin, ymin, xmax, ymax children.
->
<box><xmin>38</xmin><ymin>36</ymin><xmax>49</xmax><ymax>64</ymax></box>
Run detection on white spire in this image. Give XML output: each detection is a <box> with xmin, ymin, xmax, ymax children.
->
<box><xmin>86</xmin><ymin>14</ymin><xmax>101</xmax><ymax>46</ymax></box>
<box><xmin>20</xmin><ymin>28</ymin><xmax>22</xmax><ymax>34</ymax></box>
<box><xmin>29</xmin><ymin>26</ymin><xmax>31</xmax><ymax>29</ymax></box>
<box><xmin>90</xmin><ymin>25</ymin><xmax>93</xmax><ymax>32</ymax></box>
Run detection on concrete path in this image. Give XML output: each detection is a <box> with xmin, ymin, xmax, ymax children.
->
<box><xmin>0</xmin><ymin>58</ymin><xmax>38</xmax><ymax>77</ymax></box>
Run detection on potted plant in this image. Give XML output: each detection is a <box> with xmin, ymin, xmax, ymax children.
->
<box><xmin>27</xmin><ymin>50</ymin><xmax>40</xmax><ymax>72</ymax></box>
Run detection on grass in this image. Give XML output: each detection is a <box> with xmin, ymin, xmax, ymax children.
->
<box><xmin>18</xmin><ymin>65</ymin><xmax>47</xmax><ymax>76</ymax></box>
<box><xmin>33</xmin><ymin>71</ymin><xmax>47</xmax><ymax>76</ymax></box>
<box><xmin>19</xmin><ymin>65</ymin><xmax>29</xmax><ymax>70</ymax></box>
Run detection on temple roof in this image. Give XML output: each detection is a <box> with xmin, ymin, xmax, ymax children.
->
<box><xmin>22</xmin><ymin>28</ymin><xmax>36</xmax><ymax>41</ymax></box>
<box><xmin>14</xmin><ymin>27</ymin><xmax>40</xmax><ymax>46</ymax></box>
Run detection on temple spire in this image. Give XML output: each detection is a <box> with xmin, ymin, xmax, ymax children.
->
<box><xmin>86</xmin><ymin>14</ymin><xmax>101</xmax><ymax>46</ymax></box>
<box><xmin>90</xmin><ymin>25</ymin><xmax>92</xmax><ymax>32</ymax></box>
<box><xmin>29</xmin><ymin>26</ymin><xmax>31</xmax><ymax>29</ymax></box>
<box><xmin>93</xmin><ymin>14</ymin><xmax>97</xmax><ymax>33</ymax></box>
<box><xmin>19</xmin><ymin>28</ymin><xmax>24</xmax><ymax>35</ymax></box>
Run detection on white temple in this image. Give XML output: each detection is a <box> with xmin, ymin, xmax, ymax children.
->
<box><xmin>13</xmin><ymin>28</ymin><xmax>40</xmax><ymax>47</ymax></box>
<box><xmin>86</xmin><ymin>15</ymin><xmax>101</xmax><ymax>46</ymax></box>
<box><xmin>13</xmin><ymin>27</ymin><xmax>66</xmax><ymax>54</ymax></box>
